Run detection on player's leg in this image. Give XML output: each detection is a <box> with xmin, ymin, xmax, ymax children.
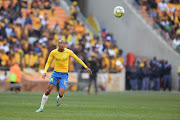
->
<box><xmin>56</xmin><ymin>87</ymin><xmax>65</xmax><ymax>106</ymax></box>
<box><xmin>56</xmin><ymin>73</ymin><xmax>68</xmax><ymax>106</ymax></box>
<box><xmin>36</xmin><ymin>75</ymin><xmax>58</xmax><ymax>112</ymax></box>
<box><xmin>36</xmin><ymin>84</ymin><xmax>54</xmax><ymax>112</ymax></box>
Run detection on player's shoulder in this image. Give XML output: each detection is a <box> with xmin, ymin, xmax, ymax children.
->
<box><xmin>65</xmin><ymin>48</ymin><xmax>73</xmax><ymax>53</ymax></box>
<box><xmin>50</xmin><ymin>49</ymin><xmax>58</xmax><ymax>54</ymax></box>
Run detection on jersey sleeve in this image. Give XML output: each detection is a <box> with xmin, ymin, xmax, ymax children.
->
<box><xmin>44</xmin><ymin>51</ymin><xmax>54</xmax><ymax>73</ymax></box>
<box><xmin>70</xmin><ymin>50</ymin><xmax>87</xmax><ymax>69</ymax></box>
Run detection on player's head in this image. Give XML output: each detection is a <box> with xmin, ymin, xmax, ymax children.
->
<box><xmin>58</xmin><ymin>39</ymin><xmax>66</xmax><ymax>50</ymax></box>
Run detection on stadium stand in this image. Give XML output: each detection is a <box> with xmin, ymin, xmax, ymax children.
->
<box><xmin>0</xmin><ymin>0</ymin><xmax>123</xmax><ymax>73</ymax></box>
<box><xmin>134</xmin><ymin>0</ymin><xmax>180</xmax><ymax>53</ymax></box>
<box><xmin>0</xmin><ymin>0</ymin><xmax>172</xmax><ymax>91</ymax></box>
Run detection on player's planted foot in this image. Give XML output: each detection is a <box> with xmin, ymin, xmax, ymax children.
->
<box><xmin>56</xmin><ymin>96</ymin><xmax>61</xmax><ymax>106</ymax></box>
<box><xmin>36</xmin><ymin>107</ymin><xmax>43</xmax><ymax>112</ymax></box>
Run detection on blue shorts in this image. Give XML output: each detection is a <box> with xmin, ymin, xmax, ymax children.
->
<box><xmin>48</xmin><ymin>71</ymin><xmax>68</xmax><ymax>89</ymax></box>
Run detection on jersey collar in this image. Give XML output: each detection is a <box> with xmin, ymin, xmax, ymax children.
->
<box><xmin>58</xmin><ymin>48</ymin><xmax>65</xmax><ymax>52</ymax></box>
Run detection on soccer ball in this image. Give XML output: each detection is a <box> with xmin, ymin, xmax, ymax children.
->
<box><xmin>114</xmin><ymin>6</ymin><xmax>125</xmax><ymax>18</ymax></box>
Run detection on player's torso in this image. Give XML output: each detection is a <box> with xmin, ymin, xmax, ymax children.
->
<box><xmin>54</xmin><ymin>51</ymin><xmax>69</xmax><ymax>62</ymax></box>
<box><xmin>53</xmin><ymin>49</ymin><xmax>71</xmax><ymax>72</ymax></box>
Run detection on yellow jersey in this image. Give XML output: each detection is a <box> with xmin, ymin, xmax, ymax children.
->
<box><xmin>178</xmin><ymin>66</ymin><xmax>180</xmax><ymax>74</ymax></box>
<box><xmin>44</xmin><ymin>48</ymin><xmax>87</xmax><ymax>73</ymax></box>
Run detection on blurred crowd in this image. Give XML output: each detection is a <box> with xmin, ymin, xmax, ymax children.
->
<box><xmin>126</xmin><ymin>57</ymin><xmax>172</xmax><ymax>91</ymax></box>
<box><xmin>135</xmin><ymin>0</ymin><xmax>180</xmax><ymax>51</ymax></box>
<box><xmin>0</xmin><ymin>0</ymin><xmax>125</xmax><ymax>73</ymax></box>
<box><xmin>0</xmin><ymin>0</ymin><xmax>176</xmax><ymax>91</ymax></box>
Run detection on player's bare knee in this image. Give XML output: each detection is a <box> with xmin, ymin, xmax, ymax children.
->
<box><xmin>45</xmin><ymin>89</ymin><xmax>51</xmax><ymax>95</ymax></box>
<box><xmin>59</xmin><ymin>93</ymin><xmax>64</xmax><ymax>98</ymax></box>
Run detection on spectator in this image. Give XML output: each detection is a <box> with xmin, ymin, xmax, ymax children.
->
<box><xmin>149</xmin><ymin>0</ymin><xmax>158</xmax><ymax>18</ymax></box>
<box><xmin>44</xmin><ymin>1</ymin><xmax>51</xmax><ymax>10</ymax></box>
<box><xmin>70</xmin><ymin>1</ymin><xmax>80</xmax><ymax>20</ymax></box>
<box><xmin>115</xmin><ymin>49</ymin><xmax>124</xmax><ymax>72</ymax></box>
<box><xmin>25</xmin><ymin>13</ymin><xmax>32</xmax><ymax>25</ymax></box>
<box><xmin>87</xmin><ymin>53</ymin><xmax>99</xmax><ymax>96</ymax></box>
<box><xmin>136</xmin><ymin>0</ymin><xmax>180</xmax><ymax>51</ymax></box>
<box><xmin>172</xmin><ymin>36</ymin><xmax>180</xmax><ymax>49</ymax></box>
<box><xmin>41</xmin><ymin>17</ymin><xmax>49</xmax><ymax>27</ymax></box>
<box><xmin>129</xmin><ymin>64</ymin><xmax>138</xmax><ymax>90</ymax></box>
<box><xmin>178</xmin><ymin>66</ymin><xmax>180</xmax><ymax>91</ymax></box>
<box><xmin>141</xmin><ymin>63</ymin><xmax>151</xmax><ymax>90</ymax></box>
<box><xmin>163</xmin><ymin>61</ymin><xmax>171</xmax><ymax>91</ymax></box>
<box><xmin>170</xmin><ymin>0</ymin><xmax>180</xmax><ymax>4</ymax></box>
<box><xmin>52</xmin><ymin>22</ymin><xmax>61</xmax><ymax>33</ymax></box>
<box><xmin>152</xmin><ymin>64</ymin><xmax>161</xmax><ymax>90</ymax></box>
<box><xmin>136</xmin><ymin>61</ymin><xmax>142</xmax><ymax>90</ymax></box>
<box><xmin>101</xmin><ymin>53</ymin><xmax>110</xmax><ymax>72</ymax></box>
<box><xmin>0</xmin><ymin>51</ymin><xmax>9</xmax><ymax>67</ymax></box>
<box><xmin>158</xmin><ymin>0</ymin><xmax>169</xmax><ymax>12</ymax></box>
<box><xmin>5</xmin><ymin>24</ymin><xmax>13</xmax><ymax>38</ymax></box>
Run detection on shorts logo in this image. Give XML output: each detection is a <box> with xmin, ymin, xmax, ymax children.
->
<box><xmin>64</xmin><ymin>80</ymin><xmax>67</xmax><ymax>86</ymax></box>
<box><xmin>50</xmin><ymin>78</ymin><xmax>53</xmax><ymax>82</ymax></box>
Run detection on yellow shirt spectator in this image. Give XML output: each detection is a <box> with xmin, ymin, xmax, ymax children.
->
<box><xmin>24</xmin><ymin>54</ymin><xmax>30</xmax><ymax>66</ymax></box>
<box><xmin>41</xmin><ymin>47</ymin><xmax>48</xmax><ymax>58</ymax></box>
<box><xmin>39</xmin><ymin>55</ymin><xmax>46</xmax><ymax>69</ymax></box>
<box><xmin>0</xmin><ymin>53</ymin><xmax>9</xmax><ymax>66</ymax></box>
<box><xmin>33</xmin><ymin>17</ymin><xmax>41</xmax><ymax>30</ymax></box>
<box><xmin>21</xmin><ymin>39</ymin><xmax>29</xmax><ymax>51</ymax></box>
<box><xmin>66</xmin><ymin>34</ymin><xmax>79</xmax><ymax>45</ymax></box>
<box><xmin>9</xmin><ymin>55</ymin><xmax>16</xmax><ymax>66</ymax></box>
<box><xmin>105</xmin><ymin>40</ymin><xmax>111</xmax><ymax>49</ymax></box>
<box><xmin>178</xmin><ymin>66</ymin><xmax>180</xmax><ymax>74</ymax></box>
<box><xmin>14</xmin><ymin>25</ymin><xmax>22</xmax><ymax>39</ymax></box>
<box><xmin>69</xmin><ymin>57</ymin><xmax>75</xmax><ymax>72</ymax></box>
<box><xmin>110</xmin><ymin>58</ymin><xmax>116</xmax><ymax>69</ymax></box>
<box><xmin>101</xmin><ymin>54</ymin><xmax>110</xmax><ymax>71</ymax></box>
<box><xmin>15</xmin><ymin>52</ymin><xmax>21</xmax><ymax>64</ymax></box>
<box><xmin>113</xmin><ymin>47</ymin><xmax>119</xmax><ymax>55</ymax></box>
<box><xmin>29</xmin><ymin>53</ymin><xmax>38</xmax><ymax>67</ymax></box>
<box><xmin>0</xmin><ymin>40</ymin><xmax>4</xmax><ymax>45</ymax></box>
<box><xmin>116</xmin><ymin>56</ymin><xmax>124</xmax><ymax>65</ymax></box>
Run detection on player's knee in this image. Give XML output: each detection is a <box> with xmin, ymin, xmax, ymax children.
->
<box><xmin>45</xmin><ymin>89</ymin><xmax>51</xmax><ymax>95</ymax></box>
<box><xmin>59</xmin><ymin>92</ymin><xmax>64</xmax><ymax>98</ymax></box>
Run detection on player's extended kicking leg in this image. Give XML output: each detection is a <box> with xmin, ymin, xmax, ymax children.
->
<box><xmin>36</xmin><ymin>84</ymin><xmax>54</xmax><ymax>112</ymax></box>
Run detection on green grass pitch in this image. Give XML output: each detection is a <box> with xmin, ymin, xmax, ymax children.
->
<box><xmin>0</xmin><ymin>91</ymin><xmax>180</xmax><ymax>120</ymax></box>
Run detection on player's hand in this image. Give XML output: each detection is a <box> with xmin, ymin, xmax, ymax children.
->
<box><xmin>42</xmin><ymin>73</ymin><xmax>46</xmax><ymax>79</ymax></box>
<box><xmin>86</xmin><ymin>67</ymin><xmax>92</xmax><ymax>74</ymax></box>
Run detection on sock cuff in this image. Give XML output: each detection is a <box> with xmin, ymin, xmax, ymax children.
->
<box><xmin>57</xmin><ymin>95</ymin><xmax>60</xmax><ymax>98</ymax></box>
<box><xmin>43</xmin><ymin>93</ymin><xmax>48</xmax><ymax>99</ymax></box>
<box><xmin>57</xmin><ymin>94</ymin><xmax>64</xmax><ymax>98</ymax></box>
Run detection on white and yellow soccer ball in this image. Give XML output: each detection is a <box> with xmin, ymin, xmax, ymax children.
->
<box><xmin>113</xmin><ymin>6</ymin><xmax>125</xmax><ymax>18</ymax></box>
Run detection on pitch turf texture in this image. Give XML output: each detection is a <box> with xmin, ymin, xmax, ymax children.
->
<box><xmin>0</xmin><ymin>92</ymin><xmax>180</xmax><ymax>120</ymax></box>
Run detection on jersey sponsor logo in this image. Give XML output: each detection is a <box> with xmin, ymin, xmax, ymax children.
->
<box><xmin>55</xmin><ymin>58</ymin><xmax>68</xmax><ymax>62</ymax></box>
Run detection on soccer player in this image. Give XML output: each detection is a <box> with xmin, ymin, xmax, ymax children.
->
<box><xmin>36</xmin><ymin>39</ymin><xmax>92</xmax><ymax>112</ymax></box>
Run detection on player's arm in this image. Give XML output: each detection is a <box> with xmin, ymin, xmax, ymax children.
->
<box><xmin>42</xmin><ymin>51</ymin><xmax>54</xmax><ymax>79</ymax></box>
<box><xmin>70</xmin><ymin>51</ymin><xmax>92</xmax><ymax>74</ymax></box>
